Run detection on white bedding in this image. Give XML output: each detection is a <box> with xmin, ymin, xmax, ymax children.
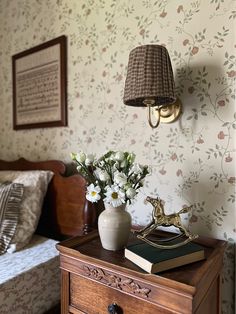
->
<box><xmin>0</xmin><ymin>235</ymin><xmax>60</xmax><ymax>314</ymax></box>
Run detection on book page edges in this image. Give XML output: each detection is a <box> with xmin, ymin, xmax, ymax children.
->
<box><xmin>152</xmin><ymin>250</ymin><xmax>205</xmax><ymax>273</ymax></box>
<box><xmin>124</xmin><ymin>249</ymin><xmax>153</xmax><ymax>272</ymax></box>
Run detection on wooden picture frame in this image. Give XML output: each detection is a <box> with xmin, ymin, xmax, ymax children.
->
<box><xmin>12</xmin><ymin>35</ymin><xmax>67</xmax><ymax>130</ymax></box>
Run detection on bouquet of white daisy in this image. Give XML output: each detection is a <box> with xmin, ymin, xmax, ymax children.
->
<box><xmin>71</xmin><ymin>150</ymin><xmax>149</xmax><ymax>208</ymax></box>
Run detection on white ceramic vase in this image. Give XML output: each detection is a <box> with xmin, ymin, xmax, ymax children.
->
<box><xmin>98</xmin><ymin>203</ymin><xmax>131</xmax><ymax>251</ymax></box>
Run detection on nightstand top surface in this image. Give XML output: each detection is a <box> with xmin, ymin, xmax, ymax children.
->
<box><xmin>57</xmin><ymin>230</ymin><xmax>226</xmax><ymax>288</ymax></box>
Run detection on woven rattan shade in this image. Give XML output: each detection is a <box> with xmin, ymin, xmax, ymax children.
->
<box><xmin>123</xmin><ymin>45</ymin><xmax>176</xmax><ymax>107</ymax></box>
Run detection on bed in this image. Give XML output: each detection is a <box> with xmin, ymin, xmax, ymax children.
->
<box><xmin>0</xmin><ymin>158</ymin><xmax>97</xmax><ymax>314</ymax></box>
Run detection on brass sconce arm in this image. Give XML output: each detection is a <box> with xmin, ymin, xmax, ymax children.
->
<box><xmin>144</xmin><ymin>98</ymin><xmax>182</xmax><ymax>129</ymax></box>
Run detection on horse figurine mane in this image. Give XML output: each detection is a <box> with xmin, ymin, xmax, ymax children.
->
<box><xmin>136</xmin><ymin>196</ymin><xmax>198</xmax><ymax>249</ymax></box>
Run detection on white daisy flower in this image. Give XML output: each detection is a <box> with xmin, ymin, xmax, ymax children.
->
<box><xmin>85</xmin><ymin>154</ymin><xmax>95</xmax><ymax>166</ymax></box>
<box><xmin>86</xmin><ymin>184</ymin><xmax>101</xmax><ymax>203</ymax></box>
<box><xmin>104</xmin><ymin>185</ymin><xmax>125</xmax><ymax>207</ymax></box>
<box><xmin>75</xmin><ymin>152</ymin><xmax>86</xmax><ymax>163</ymax></box>
<box><xmin>114</xmin><ymin>172</ymin><xmax>127</xmax><ymax>187</ymax></box>
<box><xmin>126</xmin><ymin>187</ymin><xmax>136</xmax><ymax>199</ymax></box>
<box><xmin>114</xmin><ymin>151</ymin><xmax>125</xmax><ymax>161</ymax></box>
<box><xmin>98</xmin><ymin>170</ymin><xmax>110</xmax><ymax>182</ymax></box>
<box><xmin>130</xmin><ymin>163</ymin><xmax>143</xmax><ymax>175</ymax></box>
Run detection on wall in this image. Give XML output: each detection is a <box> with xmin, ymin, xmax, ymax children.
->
<box><xmin>0</xmin><ymin>0</ymin><xmax>235</xmax><ymax>312</ymax></box>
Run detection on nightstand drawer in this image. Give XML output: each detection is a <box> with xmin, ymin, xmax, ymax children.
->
<box><xmin>70</xmin><ymin>273</ymin><xmax>169</xmax><ymax>314</ymax></box>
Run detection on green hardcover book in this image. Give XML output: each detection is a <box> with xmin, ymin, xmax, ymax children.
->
<box><xmin>124</xmin><ymin>240</ymin><xmax>205</xmax><ymax>273</ymax></box>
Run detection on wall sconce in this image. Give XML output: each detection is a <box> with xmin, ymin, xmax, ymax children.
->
<box><xmin>123</xmin><ymin>45</ymin><xmax>182</xmax><ymax>128</ymax></box>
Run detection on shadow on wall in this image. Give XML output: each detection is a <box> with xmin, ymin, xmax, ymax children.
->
<box><xmin>174</xmin><ymin>63</ymin><xmax>232</xmax><ymax>238</ymax></box>
<box><xmin>175</xmin><ymin>63</ymin><xmax>225</xmax><ymax>128</ymax></box>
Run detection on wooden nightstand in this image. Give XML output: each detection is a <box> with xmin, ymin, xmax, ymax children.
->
<box><xmin>56</xmin><ymin>231</ymin><xmax>226</xmax><ymax>314</ymax></box>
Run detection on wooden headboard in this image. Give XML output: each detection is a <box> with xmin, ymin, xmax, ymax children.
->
<box><xmin>0</xmin><ymin>158</ymin><xmax>98</xmax><ymax>240</ymax></box>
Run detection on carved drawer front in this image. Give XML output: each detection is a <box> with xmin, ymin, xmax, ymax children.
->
<box><xmin>70</xmin><ymin>272</ymin><xmax>172</xmax><ymax>314</ymax></box>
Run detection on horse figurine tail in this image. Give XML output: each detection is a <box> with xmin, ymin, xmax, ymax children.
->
<box><xmin>178</xmin><ymin>205</ymin><xmax>193</xmax><ymax>215</ymax></box>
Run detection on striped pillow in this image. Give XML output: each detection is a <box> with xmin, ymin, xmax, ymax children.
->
<box><xmin>0</xmin><ymin>182</ymin><xmax>24</xmax><ymax>254</ymax></box>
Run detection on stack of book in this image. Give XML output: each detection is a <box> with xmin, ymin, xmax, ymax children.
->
<box><xmin>124</xmin><ymin>240</ymin><xmax>205</xmax><ymax>273</ymax></box>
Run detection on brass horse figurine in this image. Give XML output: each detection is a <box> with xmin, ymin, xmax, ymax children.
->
<box><xmin>136</xmin><ymin>196</ymin><xmax>198</xmax><ymax>249</ymax></box>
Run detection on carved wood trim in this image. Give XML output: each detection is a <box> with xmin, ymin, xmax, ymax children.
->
<box><xmin>82</xmin><ymin>264</ymin><xmax>151</xmax><ymax>298</ymax></box>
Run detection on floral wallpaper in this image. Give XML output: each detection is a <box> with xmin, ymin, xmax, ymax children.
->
<box><xmin>0</xmin><ymin>0</ymin><xmax>235</xmax><ymax>312</ymax></box>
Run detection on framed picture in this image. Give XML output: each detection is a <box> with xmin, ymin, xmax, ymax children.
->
<box><xmin>12</xmin><ymin>35</ymin><xmax>67</xmax><ymax>130</ymax></box>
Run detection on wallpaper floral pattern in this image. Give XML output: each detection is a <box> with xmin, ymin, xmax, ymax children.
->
<box><xmin>0</xmin><ymin>0</ymin><xmax>235</xmax><ymax>312</ymax></box>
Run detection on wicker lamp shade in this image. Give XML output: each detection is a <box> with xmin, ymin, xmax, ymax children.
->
<box><xmin>123</xmin><ymin>45</ymin><xmax>176</xmax><ymax>107</ymax></box>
